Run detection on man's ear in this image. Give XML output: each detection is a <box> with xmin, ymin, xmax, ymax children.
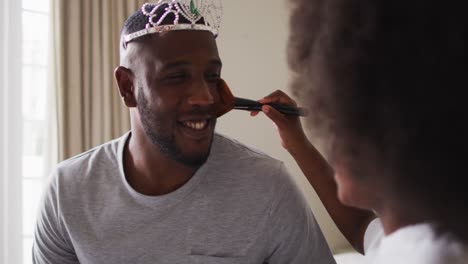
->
<box><xmin>114</xmin><ymin>66</ymin><xmax>137</xmax><ymax>107</ymax></box>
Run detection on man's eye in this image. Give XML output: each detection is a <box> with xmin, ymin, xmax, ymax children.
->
<box><xmin>166</xmin><ymin>73</ymin><xmax>187</xmax><ymax>80</ymax></box>
<box><xmin>205</xmin><ymin>73</ymin><xmax>220</xmax><ymax>82</ymax></box>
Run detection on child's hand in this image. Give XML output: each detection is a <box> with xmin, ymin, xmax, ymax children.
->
<box><xmin>251</xmin><ymin>90</ymin><xmax>309</xmax><ymax>155</ymax></box>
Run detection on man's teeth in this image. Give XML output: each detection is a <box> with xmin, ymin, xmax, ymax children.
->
<box><xmin>183</xmin><ymin>120</ymin><xmax>208</xmax><ymax>130</ymax></box>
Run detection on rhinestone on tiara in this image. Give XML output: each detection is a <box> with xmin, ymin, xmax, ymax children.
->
<box><xmin>124</xmin><ymin>0</ymin><xmax>223</xmax><ymax>45</ymax></box>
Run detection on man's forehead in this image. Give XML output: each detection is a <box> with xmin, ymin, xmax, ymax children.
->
<box><xmin>137</xmin><ymin>31</ymin><xmax>219</xmax><ymax>58</ymax></box>
<box><xmin>122</xmin><ymin>30</ymin><xmax>221</xmax><ymax>69</ymax></box>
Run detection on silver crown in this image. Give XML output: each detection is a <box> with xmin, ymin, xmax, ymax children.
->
<box><xmin>124</xmin><ymin>0</ymin><xmax>223</xmax><ymax>45</ymax></box>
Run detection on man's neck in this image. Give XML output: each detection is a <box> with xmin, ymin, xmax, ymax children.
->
<box><xmin>123</xmin><ymin>133</ymin><xmax>198</xmax><ymax>196</ymax></box>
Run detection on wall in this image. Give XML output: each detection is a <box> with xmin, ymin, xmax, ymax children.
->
<box><xmin>216</xmin><ymin>0</ymin><xmax>350</xmax><ymax>252</ymax></box>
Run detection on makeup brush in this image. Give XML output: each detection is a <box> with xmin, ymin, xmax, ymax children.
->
<box><xmin>215</xmin><ymin>79</ymin><xmax>308</xmax><ymax>117</ymax></box>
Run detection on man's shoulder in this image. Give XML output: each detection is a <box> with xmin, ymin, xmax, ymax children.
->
<box><xmin>208</xmin><ymin>133</ymin><xmax>289</xmax><ymax>186</ymax></box>
<box><xmin>59</xmin><ymin>137</ymin><xmax>120</xmax><ymax>168</ymax></box>
<box><xmin>53</xmin><ymin>133</ymin><xmax>127</xmax><ymax>180</ymax></box>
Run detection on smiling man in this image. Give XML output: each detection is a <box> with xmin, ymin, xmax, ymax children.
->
<box><xmin>117</xmin><ymin>27</ymin><xmax>223</xmax><ymax>195</ymax></box>
<box><xmin>32</xmin><ymin>1</ymin><xmax>335</xmax><ymax>263</ymax></box>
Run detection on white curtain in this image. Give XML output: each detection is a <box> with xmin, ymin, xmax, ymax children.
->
<box><xmin>0</xmin><ymin>0</ymin><xmax>24</xmax><ymax>263</ymax></box>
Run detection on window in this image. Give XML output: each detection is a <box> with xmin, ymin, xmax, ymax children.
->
<box><xmin>22</xmin><ymin>0</ymin><xmax>51</xmax><ymax>263</ymax></box>
<box><xmin>1</xmin><ymin>0</ymin><xmax>50</xmax><ymax>263</ymax></box>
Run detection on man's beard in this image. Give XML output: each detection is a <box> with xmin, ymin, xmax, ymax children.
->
<box><xmin>137</xmin><ymin>88</ymin><xmax>215</xmax><ymax>168</ymax></box>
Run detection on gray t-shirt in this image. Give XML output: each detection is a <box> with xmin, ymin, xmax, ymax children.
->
<box><xmin>33</xmin><ymin>132</ymin><xmax>335</xmax><ymax>264</ymax></box>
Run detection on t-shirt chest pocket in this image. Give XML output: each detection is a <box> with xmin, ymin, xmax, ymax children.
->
<box><xmin>185</xmin><ymin>210</ymin><xmax>268</xmax><ymax>261</ymax></box>
<box><xmin>184</xmin><ymin>191</ymin><xmax>271</xmax><ymax>262</ymax></box>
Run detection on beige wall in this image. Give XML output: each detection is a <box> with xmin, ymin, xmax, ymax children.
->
<box><xmin>216</xmin><ymin>0</ymin><xmax>350</xmax><ymax>252</ymax></box>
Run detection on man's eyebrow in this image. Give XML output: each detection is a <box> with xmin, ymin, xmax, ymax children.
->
<box><xmin>161</xmin><ymin>61</ymin><xmax>191</xmax><ymax>70</ymax></box>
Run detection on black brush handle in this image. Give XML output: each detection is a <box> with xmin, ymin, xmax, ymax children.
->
<box><xmin>233</xmin><ymin>97</ymin><xmax>308</xmax><ymax>116</ymax></box>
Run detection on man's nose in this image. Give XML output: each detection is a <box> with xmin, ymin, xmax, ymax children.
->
<box><xmin>187</xmin><ymin>79</ymin><xmax>215</xmax><ymax>106</ymax></box>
